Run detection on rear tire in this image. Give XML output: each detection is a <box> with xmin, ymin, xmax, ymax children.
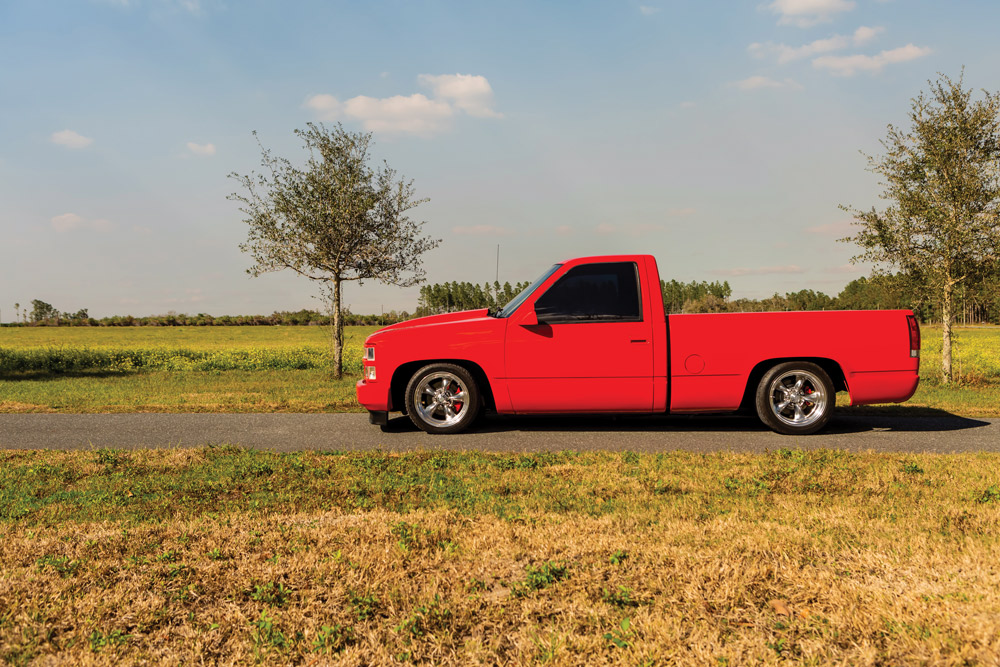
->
<box><xmin>404</xmin><ymin>363</ymin><xmax>481</xmax><ymax>434</ymax></box>
<box><xmin>755</xmin><ymin>362</ymin><xmax>834</xmax><ymax>435</ymax></box>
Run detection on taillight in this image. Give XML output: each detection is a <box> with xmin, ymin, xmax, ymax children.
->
<box><xmin>907</xmin><ymin>315</ymin><xmax>920</xmax><ymax>358</ymax></box>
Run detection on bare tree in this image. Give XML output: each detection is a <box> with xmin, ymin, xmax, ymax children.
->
<box><xmin>842</xmin><ymin>72</ymin><xmax>1000</xmax><ymax>383</ymax></box>
<box><xmin>229</xmin><ymin>123</ymin><xmax>440</xmax><ymax>378</ymax></box>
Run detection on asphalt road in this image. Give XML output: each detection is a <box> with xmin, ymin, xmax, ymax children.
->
<box><xmin>1</xmin><ymin>413</ymin><xmax>998</xmax><ymax>453</ymax></box>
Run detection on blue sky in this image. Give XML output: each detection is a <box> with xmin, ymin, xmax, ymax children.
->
<box><xmin>2</xmin><ymin>0</ymin><xmax>999</xmax><ymax>318</ymax></box>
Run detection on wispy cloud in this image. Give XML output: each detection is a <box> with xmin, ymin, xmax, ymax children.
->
<box><xmin>813</xmin><ymin>44</ymin><xmax>931</xmax><ymax>76</ymax></box>
<box><xmin>807</xmin><ymin>220</ymin><xmax>854</xmax><ymax>236</ymax></box>
<box><xmin>554</xmin><ymin>225</ymin><xmax>574</xmax><ymax>235</ymax></box>
<box><xmin>186</xmin><ymin>141</ymin><xmax>216</xmax><ymax>156</ymax></box>
<box><xmin>596</xmin><ymin>222</ymin><xmax>665</xmax><ymax>236</ymax></box>
<box><xmin>51</xmin><ymin>213</ymin><xmax>112</xmax><ymax>232</ymax></box>
<box><xmin>305</xmin><ymin>73</ymin><xmax>501</xmax><ymax>135</ymax></box>
<box><xmin>638</xmin><ymin>5</ymin><xmax>660</xmax><ymax>15</ymax></box>
<box><xmin>711</xmin><ymin>265</ymin><xmax>804</xmax><ymax>276</ymax></box>
<box><xmin>733</xmin><ymin>76</ymin><xmax>803</xmax><ymax>91</ymax></box>
<box><xmin>824</xmin><ymin>264</ymin><xmax>860</xmax><ymax>274</ymax></box>
<box><xmin>749</xmin><ymin>26</ymin><xmax>883</xmax><ymax>64</ymax></box>
<box><xmin>50</xmin><ymin>129</ymin><xmax>93</xmax><ymax>149</ymax></box>
<box><xmin>451</xmin><ymin>224</ymin><xmax>512</xmax><ymax>236</ymax></box>
<box><xmin>766</xmin><ymin>0</ymin><xmax>856</xmax><ymax>28</ymax></box>
<box><xmin>101</xmin><ymin>0</ymin><xmax>206</xmax><ymax>14</ymax></box>
<box><xmin>669</xmin><ymin>207</ymin><xmax>697</xmax><ymax>216</ymax></box>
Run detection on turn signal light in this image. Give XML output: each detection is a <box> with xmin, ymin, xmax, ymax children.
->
<box><xmin>364</xmin><ymin>346</ymin><xmax>375</xmax><ymax>361</ymax></box>
<box><xmin>365</xmin><ymin>366</ymin><xmax>377</xmax><ymax>381</ymax></box>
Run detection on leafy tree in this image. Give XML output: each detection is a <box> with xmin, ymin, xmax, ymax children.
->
<box><xmin>229</xmin><ymin>123</ymin><xmax>440</xmax><ymax>377</ymax></box>
<box><xmin>30</xmin><ymin>299</ymin><xmax>59</xmax><ymax>323</ymax></box>
<box><xmin>842</xmin><ymin>72</ymin><xmax>1000</xmax><ymax>383</ymax></box>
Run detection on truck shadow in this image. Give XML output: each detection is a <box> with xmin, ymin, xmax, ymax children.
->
<box><xmin>382</xmin><ymin>407</ymin><xmax>990</xmax><ymax>435</ymax></box>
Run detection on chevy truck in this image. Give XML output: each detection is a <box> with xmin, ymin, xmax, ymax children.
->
<box><xmin>356</xmin><ymin>255</ymin><xmax>920</xmax><ymax>435</ymax></box>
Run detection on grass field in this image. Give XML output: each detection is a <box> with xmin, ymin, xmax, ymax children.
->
<box><xmin>1</xmin><ymin>324</ymin><xmax>998</xmax><ymax>416</ymax></box>
<box><xmin>2</xmin><ymin>447</ymin><xmax>999</xmax><ymax>665</ymax></box>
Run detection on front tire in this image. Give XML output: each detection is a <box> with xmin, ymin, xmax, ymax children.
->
<box><xmin>404</xmin><ymin>364</ymin><xmax>481</xmax><ymax>434</ymax></box>
<box><xmin>755</xmin><ymin>362</ymin><xmax>834</xmax><ymax>435</ymax></box>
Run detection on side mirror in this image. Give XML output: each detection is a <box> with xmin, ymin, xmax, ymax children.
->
<box><xmin>520</xmin><ymin>305</ymin><xmax>538</xmax><ymax>326</ymax></box>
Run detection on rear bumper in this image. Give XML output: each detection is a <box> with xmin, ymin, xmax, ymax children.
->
<box><xmin>356</xmin><ymin>379</ymin><xmax>389</xmax><ymax>412</ymax></box>
<box><xmin>848</xmin><ymin>370</ymin><xmax>920</xmax><ymax>405</ymax></box>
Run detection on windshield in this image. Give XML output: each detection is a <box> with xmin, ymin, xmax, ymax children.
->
<box><xmin>496</xmin><ymin>264</ymin><xmax>562</xmax><ymax>318</ymax></box>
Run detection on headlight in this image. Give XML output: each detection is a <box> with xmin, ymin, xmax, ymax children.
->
<box><xmin>365</xmin><ymin>366</ymin><xmax>377</xmax><ymax>381</ymax></box>
<box><xmin>364</xmin><ymin>346</ymin><xmax>375</xmax><ymax>361</ymax></box>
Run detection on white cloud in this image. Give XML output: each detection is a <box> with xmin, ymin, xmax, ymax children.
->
<box><xmin>853</xmin><ymin>25</ymin><xmax>884</xmax><ymax>44</ymax></box>
<box><xmin>50</xmin><ymin>213</ymin><xmax>112</xmax><ymax>232</ymax></box>
<box><xmin>639</xmin><ymin>5</ymin><xmax>660</xmax><ymax>15</ymax></box>
<box><xmin>344</xmin><ymin>94</ymin><xmax>454</xmax><ymax>134</ymax></box>
<box><xmin>711</xmin><ymin>265</ymin><xmax>804</xmax><ymax>276</ymax></box>
<box><xmin>767</xmin><ymin>0</ymin><xmax>856</xmax><ymax>27</ymax></box>
<box><xmin>305</xmin><ymin>93</ymin><xmax>452</xmax><ymax>133</ymax></box>
<box><xmin>555</xmin><ymin>225</ymin><xmax>573</xmax><ymax>235</ymax></box>
<box><xmin>417</xmin><ymin>74</ymin><xmax>502</xmax><ymax>118</ymax></box>
<box><xmin>51</xmin><ymin>213</ymin><xmax>84</xmax><ymax>231</ymax></box>
<box><xmin>749</xmin><ymin>26</ymin><xmax>883</xmax><ymax>64</ymax></box>
<box><xmin>669</xmin><ymin>207</ymin><xmax>697</xmax><ymax>216</ymax></box>
<box><xmin>186</xmin><ymin>141</ymin><xmax>216</xmax><ymax>156</ymax></box>
<box><xmin>304</xmin><ymin>94</ymin><xmax>341</xmax><ymax>119</ymax></box>
<box><xmin>50</xmin><ymin>129</ymin><xmax>93</xmax><ymax>149</ymax></box>
<box><xmin>596</xmin><ymin>223</ymin><xmax>618</xmax><ymax>234</ymax></box>
<box><xmin>733</xmin><ymin>76</ymin><xmax>802</xmax><ymax>91</ymax></box>
<box><xmin>813</xmin><ymin>44</ymin><xmax>931</xmax><ymax>76</ymax></box>
<box><xmin>305</xmin><ymin>73</ymin><xmax>501</xmax><ymax>135</ymax></box>
<box><xmin>679</xmin><ymin>101</ymin><xmax>697</xmax><ymax>109</ymax></box>
<box><xmin>451</xmin><ymin>224</ymin><xmax>512</xmax><ymax>236</ymax></box>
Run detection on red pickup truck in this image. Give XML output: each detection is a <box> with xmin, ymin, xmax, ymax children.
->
<box><xmin>357</xmin><ymin>255</ymin><xmax>920</xmax><ymax>435</ymax></box>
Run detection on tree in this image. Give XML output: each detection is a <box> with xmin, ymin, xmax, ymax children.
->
<box><xmin>30</xmin><ymin>299</ymin><xmax>59</xmax><ymax>323</ymax></box>
<box><xmin>842</xmin><ymin>72</ymin><xmax>1000</xmax><ymax>383</ymax></box>
<box><xmin>229</xmin><ymin>123</ymin><xmax>440</xmax><ymax>378</ymax></box>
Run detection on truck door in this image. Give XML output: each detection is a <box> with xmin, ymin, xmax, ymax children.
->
<box><xmin>504</xmin><ymin>260</ymin><xmax>654</xmax><ymax>413</ymax></box>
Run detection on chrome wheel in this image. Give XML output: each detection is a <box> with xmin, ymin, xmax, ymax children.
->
<box><xmin>768</xmin><ymin>370</ymin><xmax>828</xmax><ymax>428</ymax></box>
<box><xmin>413</xmin><ymin>371</ymin><xmax>470</xmax><ymax>428</ymax></box>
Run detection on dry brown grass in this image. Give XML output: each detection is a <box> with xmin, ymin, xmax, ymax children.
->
<box><xmin>2</xmin><ymin>448</ymin><xmax>1000</xmax><ymax>665</ymax></box>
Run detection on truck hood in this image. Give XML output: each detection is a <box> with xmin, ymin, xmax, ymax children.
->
<box><xmin>370</xmin><ymin>309</ymin><xmax>492</xmax><ymax>336</ymax></box>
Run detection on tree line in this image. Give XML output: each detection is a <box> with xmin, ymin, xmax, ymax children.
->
<box><xmin>415</xmin><ymin>281</ymin><xmax>533</xmax><ymax>315</ymax></box>
<box><xmin>8</xmin><ymin>269</ymin><xmax>1000</xmax><ymax>328</ymax></box>
<box><xmin>2</xmin><ymin>300</ymin><xmax>412</xmax><ymax>328</ymax></box>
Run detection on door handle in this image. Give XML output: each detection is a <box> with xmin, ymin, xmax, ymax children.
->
<box><xmin>630</xmin><ymin>339</ymin><xmax>648</xmax><ymax>343</ymax></box>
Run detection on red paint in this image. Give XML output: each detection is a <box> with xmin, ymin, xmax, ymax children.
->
<box><xmin>356</xmin><ymin>255</ymin><xmax>920</xmax><ymax>421</ymax></box>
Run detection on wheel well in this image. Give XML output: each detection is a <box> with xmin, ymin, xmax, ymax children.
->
<box><xmin>390</xmin><ymin>360</ymin><xmax>497</xmax><ymax>413</ymax></box>
<box><xmin>737</xmin><ymin>357</ymin><xmax>848</xmax><ymax>413</ymax></box>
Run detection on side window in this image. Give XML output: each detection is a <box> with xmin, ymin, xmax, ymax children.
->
<box><xmin>534</xmin><ymin>262</ymin><xmax>642</xmax><ymax>323</ymax></box>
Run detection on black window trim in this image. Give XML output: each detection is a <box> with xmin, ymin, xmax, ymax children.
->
<box><xmin>533</xmin><ymin>261</ymin><xmax>644</xmax><ymax>325</ymax></box>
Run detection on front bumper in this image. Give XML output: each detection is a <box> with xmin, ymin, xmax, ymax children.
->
<box><xmin>356</xmin><ymin>378</ymin><xmax>389</xmax><ymax>412</ymax></box>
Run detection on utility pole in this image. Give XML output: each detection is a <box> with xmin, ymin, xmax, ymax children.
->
<box><xmin>495</xmin><ymin>244</ymin><xmax>500</xmax><ymax>283</ymax></box>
